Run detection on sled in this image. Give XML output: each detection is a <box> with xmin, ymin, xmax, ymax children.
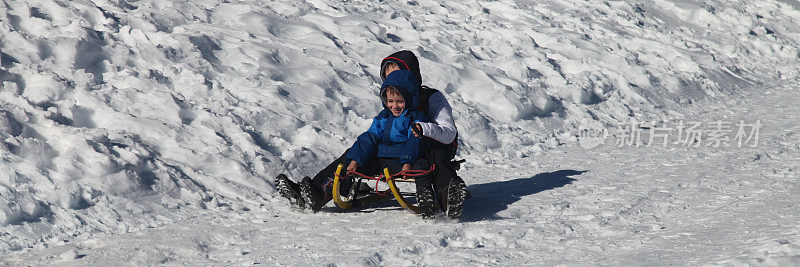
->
<box><xmin>332</xmin><ymin>164</ymin><xmax>436</xmax><ymax>213</ymax></box>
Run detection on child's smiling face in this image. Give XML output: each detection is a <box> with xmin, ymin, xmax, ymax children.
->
<box><xmin>385</xmin><ymin>90</ymin><xmax>406</xmax><ymax>116</ymax></box>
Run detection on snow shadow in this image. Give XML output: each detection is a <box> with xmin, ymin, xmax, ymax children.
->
<box><xmin>461</xmin><ymin>170</ymin><xmax>586</xmax><ymax>222</ymax></box>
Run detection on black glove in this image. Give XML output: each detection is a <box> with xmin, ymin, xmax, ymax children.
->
<box><xmin>411</xmin><ymin>122</ymin><xmax>423</xmax><ymax>137</ymax></box>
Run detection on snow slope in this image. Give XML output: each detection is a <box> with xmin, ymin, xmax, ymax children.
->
<box><xmin>4</xmin><ymin>82</ymin><xmax>800</xmax><ymax>266</ymax></box>
<box><xmin>1</xmin><ymin>0</ymin><xmax>799</xmax><ymax>263</ymax></box>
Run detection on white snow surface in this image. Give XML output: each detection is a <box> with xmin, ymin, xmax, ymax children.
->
<box><xmin>0</xmin><ymin>0</ymin><xmax>799</xmax><ymax>265</ymax></box>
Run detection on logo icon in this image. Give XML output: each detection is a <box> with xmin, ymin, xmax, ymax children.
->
<box><xmin>578</xmin><ymin>119</ymin><xmax>607</xmax><ymax>149</ymax></box>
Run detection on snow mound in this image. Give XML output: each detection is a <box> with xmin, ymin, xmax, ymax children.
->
<box><xmin>1</xmin><ymin>0</ymin><xmax>799</xmax><ymax>252</ymax></box>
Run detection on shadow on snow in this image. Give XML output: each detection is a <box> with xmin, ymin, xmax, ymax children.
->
<box><xmin>461</xmin><ymin>170</ymin><xmax>587</xmax><ymax>222</ymax></box>
<box><xmin>318</xmin><ymin>170</ymin><xmax>586</xmax><ymax>220</ymax></box>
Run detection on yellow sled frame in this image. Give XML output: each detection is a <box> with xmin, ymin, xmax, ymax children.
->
<box><xmin>332</xmin><ymin>164</ymin><xmax>420</xmax><ymax>213</ymax></box>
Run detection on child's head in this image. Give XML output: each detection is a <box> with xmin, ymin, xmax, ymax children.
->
<box><xmin>380</xmin><ymin>70</ymin><xmax>417</xmax><ymax>116</ymax></box>
<box><xmin>380</xmin><ymin>51</ymin><xmax>422</xmax><ymax>88</ymax></box>
<box><xmin>381</xmin><ymin>86</ymin><xmax>406</xmax><ymax>116</ymax></box>
<box><xmin>381</xmin><ymin>61</ymin><xmax>401</xmax><ymax>81</ymax></box>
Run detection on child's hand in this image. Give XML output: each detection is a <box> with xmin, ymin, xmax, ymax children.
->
<box><xmin>402</xmin><ymin>163</ymin><xmax>411</xmax><ymax>179</ymax></box>
<box><xmin>411</xmin><ymin>123</ymin><xmax>423</xmax><ymax>138</ymax></box>
<box><xmin>347</xmin><ymin>160</ymin><xmax>358</xmax><ymax>173</ymax></box>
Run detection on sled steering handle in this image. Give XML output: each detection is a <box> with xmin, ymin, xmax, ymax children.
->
<box><xmin>332</xmin><ymin>164</ymin><xmax>352</xmax><ymax>209</ymax></box>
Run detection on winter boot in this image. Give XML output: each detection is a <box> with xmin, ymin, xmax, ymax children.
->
<box><xmin>300</xmin><ymin>177</ymin><xmax>329</xmax><ymax>212</ymax></box>
<box><xmin>445</xmin><ymin>176</ymin><xmax>467</xmax><ymax>219</ymax></box>
<box><xmin>275</xmin><ymin>174</ymin><xmax>305</xmax><ymax>208</ymax></box>
<box><xmin>416</xmin><ymin>186</ymin><xmax>436</xmax><ymax>219</ymax></box>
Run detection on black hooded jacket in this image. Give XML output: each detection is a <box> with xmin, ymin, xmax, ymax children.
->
<box><xmin>381</xmin><ymin>50</ymin><xmax>422</xmax><ymax>88</ymax></box>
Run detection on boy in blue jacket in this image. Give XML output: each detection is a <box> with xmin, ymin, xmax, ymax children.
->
<box><xmin>298</xmin><ymin>70</ymin><xmax>437</xmax><ymax>218</ymax></box>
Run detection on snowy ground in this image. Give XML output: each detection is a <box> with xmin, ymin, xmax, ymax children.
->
<box><xmin>4</xmin><ymin>83</ymin><xmax>799</xmax><ymax>266</ymax></box>
<box><xmin>1</xmin><ymin>0</ymin><xmax>800</xmax><ymax>265</ymax></box>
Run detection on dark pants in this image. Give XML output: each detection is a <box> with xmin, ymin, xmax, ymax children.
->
<box><xmin>310</xmin><ymin>149</ymin><xmax>353</xmax><ymax>190</ymax></box>
<box><xmin>425</xmin><ymin>143</ymin><xmax>457</xmax><ymax>193</ymax></box>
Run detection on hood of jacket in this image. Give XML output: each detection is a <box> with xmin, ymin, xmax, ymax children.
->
<box><xmin>380</xmin><ymin>50</ymin><xmax>422</xmax><ymax>88</ymax></box>
<box><xmin>380</xmin><ymin>70</ymin><xmax>420</xmax><ymax>113</ymax></box>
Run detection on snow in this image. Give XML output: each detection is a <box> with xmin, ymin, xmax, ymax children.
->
<box><xmin>1</xmin><ymin>0</ymin><xmax>799</xmax><ymax>265</ymax></box>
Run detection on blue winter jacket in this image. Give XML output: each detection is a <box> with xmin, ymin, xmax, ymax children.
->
<box><xmin>346</xmin><ymin>70</ymin><xmax>428</xmax><ymax>166</ymax></box>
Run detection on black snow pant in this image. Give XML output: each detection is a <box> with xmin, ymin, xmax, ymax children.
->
<box><xmin>424</xmin><ymin>142</ymin><xmax>458</xmax><ymax>208</ymax></box>
<box><xmin>310</xmin><ymin>149</ymin><xmax>353</xmax><ymax>191</ymax></box>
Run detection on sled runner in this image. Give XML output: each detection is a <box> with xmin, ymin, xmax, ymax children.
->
<box><xmin>332</xmin><ymin>164</ymin><xmax>436</xmax><ymax>213</ymax></box>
